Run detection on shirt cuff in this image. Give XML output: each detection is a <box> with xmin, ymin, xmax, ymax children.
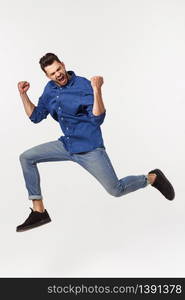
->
<box><xmin>29</xmin><ymin>107</ymin><xmax>37</xmax><ymax>122</ymax></box>
<box><xmin>91</xmin><ymin>110</ymin><xmax>106</xmax><ymax>118</ymax></box>
<box><xmin>90</xmin><ymin>110</ymin><xmax>106</xmax><ymax>125</ymax></box>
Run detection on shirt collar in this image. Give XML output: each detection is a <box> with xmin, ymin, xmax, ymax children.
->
<box><xmin>50</xmin><ymin>71</ymin><xmax>76</xmax><ymax>89</ymax></box>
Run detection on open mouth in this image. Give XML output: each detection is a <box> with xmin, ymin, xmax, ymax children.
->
<box><xmin>57</xmin><ymin>74</ymin><xmax>66</xmax><ymax>83</ymax></box>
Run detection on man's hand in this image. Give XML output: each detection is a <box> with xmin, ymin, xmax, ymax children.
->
<box><xmin>90</xmin><ymin>76</ymin><xmax>104</xmax><ymax>90</ymax></box>
<box><xmin>18</xmin><ymin>81</ymin><xmax>30</xmax><ymax>94</ymax></box>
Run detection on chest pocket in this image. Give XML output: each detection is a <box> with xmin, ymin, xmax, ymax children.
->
<box><xmin>61</xmin><ymin>90</ymin><xmax>85</xmax><ymax>116</ymax></box>
<box><xmin>62</xmin><ymin>100</ymin><xmax>80</xmax><ymax>115</ymax></box>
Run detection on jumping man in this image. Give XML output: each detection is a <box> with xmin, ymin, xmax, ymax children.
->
<box><xmin>17</xmin><ymin>53</ymin><xmax>175</xmax><ymax>232</ymax></box>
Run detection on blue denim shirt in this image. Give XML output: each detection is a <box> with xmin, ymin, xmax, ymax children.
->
<box><xmin>29</xmin><ymin>71</ymin><xmax>106</xmax><ymax>154</ymax></box>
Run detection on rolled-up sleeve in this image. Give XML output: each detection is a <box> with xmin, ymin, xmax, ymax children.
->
<box><xmin>82</xmin><ymin>80</ymin><xmax>106</xmax><ymax>126</ymax></box>
<box><xmin>29</xmin><ymin>92</ymin><xmax>49</xmax><ymax>124</ymax></box>
<box><xmin>86</xmin><ymin>104</ymin><xmax>106</xmax><ymax>125</ymax></box>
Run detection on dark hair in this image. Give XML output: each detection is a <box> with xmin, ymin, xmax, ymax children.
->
<box><xmin>39</xmin><ymin>53</ymin><xmax>61</xmax><ymax>72</ymax></box>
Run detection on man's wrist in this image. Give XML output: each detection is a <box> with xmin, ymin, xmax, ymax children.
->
<box><xmin>93</xmin><ymin>86</ymin><xmax>102</xmax><ymax>93</ymax></box>
<box><xmin>20</xmin><ymin>92</ymin><xmax>27</xmax><ymax>97</ymax></box>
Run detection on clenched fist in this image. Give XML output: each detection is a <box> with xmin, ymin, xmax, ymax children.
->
<box><xmin>90</xmin><ymin>76</ymin><xmax>104</xmax><ymax>90</ymax></box>
<box><xmin>18</xmin><ymin>81</ymin><xmax>30</xmax><ymax>94</ymax></box>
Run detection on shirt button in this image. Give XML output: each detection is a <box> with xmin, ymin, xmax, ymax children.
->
<box><xmin>66</xmin><ymin>127</ymin><xmax>68</xmax><ymax>130</ymax></box>
<box><xmin>61</xmin><ymin>117</ymin><xmax>64</xmax><ymax>120</ymax></box>
<box><xmin>57</xmin><ymin>96</ymin><xmax>59</xmax><ymax>98</ymax></box>
<box><xmin>58</xmin><ymin>107</ymin><xmax>61</xmax><ymax>110</ymax></box>
<box><xmin>67</xmin><ymin>137</ymin><xmax>69</xmax><ymax>139</ymax></box>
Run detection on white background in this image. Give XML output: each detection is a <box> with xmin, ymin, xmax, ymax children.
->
<box><xmin>0</xmin><ymin>0</ymin><xmax>185</xmax><ymax>277</ymax></box>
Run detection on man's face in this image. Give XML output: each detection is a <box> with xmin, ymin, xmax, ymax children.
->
<box><xmin>44</xmin><ymin>60</ymin><xmax>68</xmax><ymax>86</ymax></box>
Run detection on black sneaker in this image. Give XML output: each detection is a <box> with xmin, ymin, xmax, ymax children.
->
<box><xmin>16</xmin><ymin>208</ymin><xmax>51</xmax><ymax>232</ymax></box>
<box><xmin>148</xmin><ymin>169</ymin><xmax>175</xmax><ymax>200</ymax></box>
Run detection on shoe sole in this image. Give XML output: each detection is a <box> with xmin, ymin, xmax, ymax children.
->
<box><xmin>16</xmin><ymin>218</ymin><xmax>51</xmax><ymax>232</ymax></box>
<box><xmin>149</xmin><ymin>169</ymin><xmax>175</xmax><ymax>200</ymax></box>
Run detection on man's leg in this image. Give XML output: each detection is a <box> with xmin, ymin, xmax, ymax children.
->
<box><xmin>17</xmin><ymin>140</ymin><xmax>71</xmax><ymax>231</ymax></box>
<box><xmin>73</xmin><ymin>147</ymin><xmax>174</xmax><ymax>199</ymax></box>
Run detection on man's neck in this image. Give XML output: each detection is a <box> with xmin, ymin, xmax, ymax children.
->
<box><xmin>66</xmin><ymin>72</ymin><xmax>71</xmax><ymax>82</ymax></box>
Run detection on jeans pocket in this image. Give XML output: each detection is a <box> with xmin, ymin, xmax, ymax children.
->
<box><xmin>95</xmin><ymin>147</ymin><xmax>105</xmax><ymax>151</ymax></box>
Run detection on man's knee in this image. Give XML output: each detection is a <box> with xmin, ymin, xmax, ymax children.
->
<box><xmin>19</xmin><ymin>150</ymin><xmax>33</xmax><ymax>163</ymax></box>
<box><xmin>106</xmin><ymin>187</ymin><xmax>122</xmax><ymax>197</ymax></box>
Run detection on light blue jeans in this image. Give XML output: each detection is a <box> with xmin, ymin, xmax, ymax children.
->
<box><xmin>19</xmin><ymin>140</ymin><xmax>148</xmax><ymax>200</ymax></box>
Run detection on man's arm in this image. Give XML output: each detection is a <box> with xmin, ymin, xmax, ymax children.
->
<box><xmin>18</xmin><ymin>81</ymin><xmax>35</xmax><ymax>117</ymax></box>
<box><xmin>18</xmin><ymin>81</ymin><xmax>49</xmax><ymax>123</ymax></box>
<box><xmin>90</xmin><ymin>76</ymin><xmax>106</xmax><ymax>116</ymax></box>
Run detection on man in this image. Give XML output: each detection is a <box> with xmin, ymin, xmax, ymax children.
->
<box><xmin>17</xmin><ymin>53</ymin><xmax>175</xmax><ymax>232</ymax></box>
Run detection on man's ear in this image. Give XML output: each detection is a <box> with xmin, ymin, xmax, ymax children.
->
<box><xmin>45</xmin><ymin>70</ymin><xmax>50</xmax><ymax>79</ymax></box>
